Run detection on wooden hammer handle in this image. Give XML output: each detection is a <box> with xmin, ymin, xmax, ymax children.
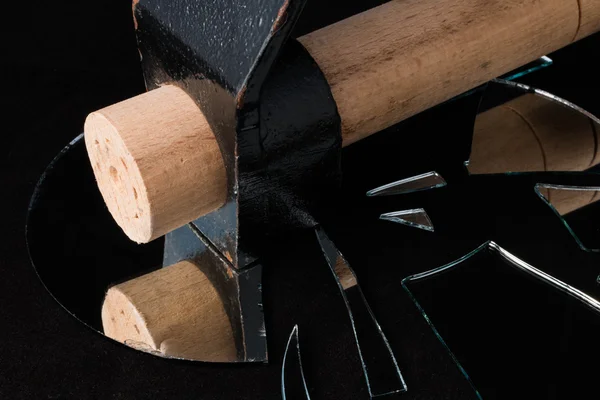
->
<box><xmin>85</xmin><ymin>0</ymin><xmax>600</xmax><ymax>243</ymax></box>
<box><xmin>299</xmin><ymin>0</ymin><xmax>586</xmax><ymax>145</ymax></box>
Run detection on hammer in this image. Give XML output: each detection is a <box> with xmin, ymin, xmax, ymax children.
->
<box><xmin>84</xmin><ymin>0</ymin><xmax>600</xmax><ymax>244</ymax></box>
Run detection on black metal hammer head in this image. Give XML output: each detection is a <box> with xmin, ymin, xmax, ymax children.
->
<box><xmin>134</xmin><ymin>0</ymin><xmax>342</xmax><ymax>269</ymax></box>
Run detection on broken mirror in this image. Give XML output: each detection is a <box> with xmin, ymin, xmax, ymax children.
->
<box><xmin>535</xmin><ymin>183</ymin><xmax>600</xmax><ymax>252</ymax></box>
<box><xmin>26</xmin><ymin>135</ymin><xmax>266</xmax><ymax>362</ymax></box>
<box><xmin>467</xmin><ymin>79</ymin><xmax>600</xmax><ymax>175</ymax></box>
<box><xmin>379</xmin><ymin>208</ymin><xmax>435</xmax><ymax>232</ymax></box>
<box><xmin>316</xmin><ymin>228</ymin><xmax>407</xmax><ymax>397</ymax></box>
<box><xmin>403</xmin><ymin>241</ymin><xmax>600</xmax><ymax>399</ymax></box>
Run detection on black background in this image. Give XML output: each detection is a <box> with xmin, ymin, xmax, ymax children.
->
<box><xmin>2</xmin><ymin>1</ymin><xmax>600</xmax><ymax>399</ymax></box>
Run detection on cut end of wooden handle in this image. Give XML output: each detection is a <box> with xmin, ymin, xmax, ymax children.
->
<box><xmin>85</xmin><ymin>111</ymin><xmax>153</xmax><ymax>243</ymax></box>
<box><xmin>84</xmin><ymin>85</ymin><xmax>227</xmax><ymax>243</ymax></box>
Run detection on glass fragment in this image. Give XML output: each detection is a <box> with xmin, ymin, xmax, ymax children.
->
<box><xmin>380</xmin><ymin>208</ymin><xmax>434</xmax><ymax>232</ymax></box>
<box><xmin>316</xmin><ymin>228</ymin><xmax>407</xmax><ymax>397</ymax></box>
<box><xmin>282</xmin><ymin>325</ymin><xmax>311</xmax><ymax>400</ymax></box>
<box><xmin>468</xmin><ymin>79</ymin><xmax>600</xmax><ymax>175</ymax></box>
<box><xmin>535</xmin><ymin>183</ymin><xmax>600</xmax><ymax>252</ymax></box>
<box><xmin>403</xmin><ymin>241</ymin><xmax>600</xmax><ymax>398</ymax></box>
<box><xmin>367</xmin><ymin>171</ymin><xmax>446</xmax><ymax>197</ymax></box>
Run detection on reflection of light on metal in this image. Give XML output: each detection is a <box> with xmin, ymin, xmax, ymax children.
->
<box><xmin>281</xmin><ymin>325</ymin><xmax>311</xmax><ymax>400</ymax></box>
<box><xmin>367</xmin><ymin>171</ymin><xmax>447</xmax><ymax>197</ymax></box>
<box><xmin>316</xmin><ymin>228</ymin><xmax>407</xmax><ymax>397</ymax></box>
<box><xmin>535</xmin><ymin>183</ymin><xmax>600</xmax><ymax>252</ymax></box>
<box><xmin>380</xmin><ymin>208</ymin><xmax>435</xmax><ymax>232</ymax></box>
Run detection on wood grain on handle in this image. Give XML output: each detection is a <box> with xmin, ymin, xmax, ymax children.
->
<box><xmin>299</xmin><ymin>0</ymin><xmax>581</xmax><ymax>145</ymax></box>
<box><xmin>85</xmin><ymin>86</ymin><xmax>227</xmax><ymax>243</ymax></box>
<box><xmin>85</xmin><ymin>0</ymin><xmax>600</xmax><ymax>243</ymax></box>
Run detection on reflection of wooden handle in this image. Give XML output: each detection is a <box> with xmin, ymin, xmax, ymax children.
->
<box><xmin>334</xmin><ymin>255</ymin><xmax>357</xmax><ymax>291</ymax></box>
<box><xmin>469</xmin><ymin>93</ymin><xmax>600</xmax><ymax>215</ymax></box>
<box><xmin>549</xmin><ymin>189</ymin><xmax>599</xmax><ymax>216</ymax></box>
<box><xmin>103</xmin><ymin>256</ymin><xmax>357</xmax><ymax>361</ymax></box>
<box><xmin>102</xmin><ymin>260</ymin><xmax>237</xmax><ymax>361</ymax></box>
<box><xmin>86</xmin><ymin>0</ymin><xmax>600</xmax><ymax>243</ymax></box>
<box><xmin>469</xmin><ymin>94</ymin><xmax>600</xmax><ymax>174</ymax></box>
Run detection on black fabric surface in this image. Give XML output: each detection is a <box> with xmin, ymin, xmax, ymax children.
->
<box><xmin>2</xmin><ymin>0</ymin><xmax>600</xmax><ymax>398</ymax></box>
